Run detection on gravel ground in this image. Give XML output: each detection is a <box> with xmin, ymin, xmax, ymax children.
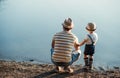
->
<box><xmin>0</xmin><ymin>60</ymin><xmax>120</xmax><ymax>78</ymax></box>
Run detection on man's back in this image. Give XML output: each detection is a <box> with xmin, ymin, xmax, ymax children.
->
<box><xmin>52</xmin><ymin>31</ymin><xmax>76</xmax><ymax>63</ymax></box>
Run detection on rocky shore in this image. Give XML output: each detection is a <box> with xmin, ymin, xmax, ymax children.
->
<box><xmin>0</xmin><ymin>60</ymin><xmax>120</xmax><ymax>78</ymax></box>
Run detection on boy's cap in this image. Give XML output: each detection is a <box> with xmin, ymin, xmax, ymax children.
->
<box><xmin>86</xmin><ymin>22</ymin><xmax>96</xmax><ymax>31</ymax></box>
<box><xmin>62</xmin><ymin>18</ymin><xmax>74</xmax><ymax>29</ymax></box>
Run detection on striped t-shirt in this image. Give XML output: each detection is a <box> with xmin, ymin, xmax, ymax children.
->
<box><xmin>52</xmin><ymin>31</ymin><xmax>78</xmax><ymax>63</ymax></box>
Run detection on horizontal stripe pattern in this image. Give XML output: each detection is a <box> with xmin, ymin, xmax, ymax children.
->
<box><xmin>52</xmin><ymin>31</ymin><xmax>76</xmax><ymax>62</ymax></box>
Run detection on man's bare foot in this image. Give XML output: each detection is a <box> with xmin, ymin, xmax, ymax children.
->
<box><xmin>55</xmin><ymin>66</ymin><xmax>64</xmax><ymax>73</ymax></box>
<box><xmin>64</xmin><ymin>66</ymin><xmax>74</xmax><ymax>73</ymax></box>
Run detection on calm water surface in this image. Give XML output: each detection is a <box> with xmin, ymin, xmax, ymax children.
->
<box><xmin>0</xmin><ymin>0</ymin><xmax>120</xmax><ymax>67</ymax></box>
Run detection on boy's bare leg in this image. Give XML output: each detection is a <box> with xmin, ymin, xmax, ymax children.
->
<box><xmin>89</xmin><ymin>55</ymin><xmax>93</xmax><ymax>70</ymax></box>
<box><xmin>84</xmin><ymin>54</ymin><xmax>89</xmax><ymax>67</ymax></box>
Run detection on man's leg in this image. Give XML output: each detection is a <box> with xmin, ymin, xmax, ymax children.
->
<box><xmin>71</xmin><ymin>52</ymin><xmax>80</xmax><ymax>65</ymax></box>
<box><xmin>51</xmin><ymin>48</ymin><xmax>54</xmax><ymax>56</ymax></box>
<box><xmin>64</xmin><ymin>52</ymin><xmax>80</xmax><ymax>73</ymax></box>
<box><xmin>50</xmin><ymin>48</ymin><xmax>63</xmax><ymax>72</ymax></box>
<box><xmin>50</xmin><ymin>48</ymin><xmax>55</xmax><ymax>63</ymax></box>
<box><xmin>64</xmin><ymin>66</ymin><xmax>74</xmax><ymax>73</ymax></box>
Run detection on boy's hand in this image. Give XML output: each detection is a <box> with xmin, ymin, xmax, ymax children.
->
<box><xmin>79</xmin><ymin>39</ymin><xmax>87</xmax><ymax>46</ymax></box>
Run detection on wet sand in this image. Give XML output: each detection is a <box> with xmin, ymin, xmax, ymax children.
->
<box><xmin>0</xmin><ymin>60</ymin><xmax>120</xmax><ymax>78</ymax></box>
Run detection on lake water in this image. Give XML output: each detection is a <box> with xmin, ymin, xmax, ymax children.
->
<box><xmin>0</xmin><ymin>0</ymin><xmax>120</xmax><ymax>67</ymax></box>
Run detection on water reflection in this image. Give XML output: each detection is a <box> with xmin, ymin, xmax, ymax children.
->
<box><xmin>0</xmin><ymin>0</ymin><xmax>120</xmax><ymax>66</ymax></box>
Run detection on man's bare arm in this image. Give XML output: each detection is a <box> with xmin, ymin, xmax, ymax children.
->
<box><xmin>74</xmin><ymin>40</ymin><xmax>80</xmax><ymax>51</ymax></box>
<box><xmin>51</xmin><ymin>39</ymin><xmax>55</xmax><ymax>48</ymax></box>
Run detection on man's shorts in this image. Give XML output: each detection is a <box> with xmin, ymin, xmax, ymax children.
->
<box><xmin>51</xmin><ymin>48</ymin><xmax>80</xmax><ymax>66</ymax></box>
<box><xmin>84</xmin><ymin>44</ymin><xmax>95</xmax><ymax>56</ymax></box>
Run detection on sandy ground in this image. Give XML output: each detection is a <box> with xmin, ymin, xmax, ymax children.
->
<box><xmin>0</xmin><ymin>60</ymin><xmax>120</xmax><ymax>78</ymax></box>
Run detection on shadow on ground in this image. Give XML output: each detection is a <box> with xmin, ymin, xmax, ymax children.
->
<box><xmin>34</xmin><ymin>68</ymin><xmax>87</xmax><ymax>78</ymax></box>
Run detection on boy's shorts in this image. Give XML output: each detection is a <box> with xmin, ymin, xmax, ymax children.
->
<box><xmin>51</xmin><ymin>48</ymin><xmax>80</xmax><ymax>66</ymax></box>
<box><xmin>84</xmin><ymin>44</ymin><xmax>95</xmax><ymax>56</ymax></box>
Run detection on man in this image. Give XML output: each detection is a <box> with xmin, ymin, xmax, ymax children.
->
<box><xmin>51</xmin><ymin>18</ymin><xmax>81</xmax><ymax>73</ymax></box>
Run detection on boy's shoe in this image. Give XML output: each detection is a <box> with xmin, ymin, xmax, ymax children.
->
<box><xmin>88</xmin><ymin>65</ymin><xmax>95</xmax><ymax>73</ymax></box>
<box><xmin>88</xmin><ymin>64</ymin><xmax>93</xmax><ymax>70</ymax></box>
<box><xmin>82</xmin><ymin>65</ymin><xmax>89</xmax><ymax>72</ymax></box>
